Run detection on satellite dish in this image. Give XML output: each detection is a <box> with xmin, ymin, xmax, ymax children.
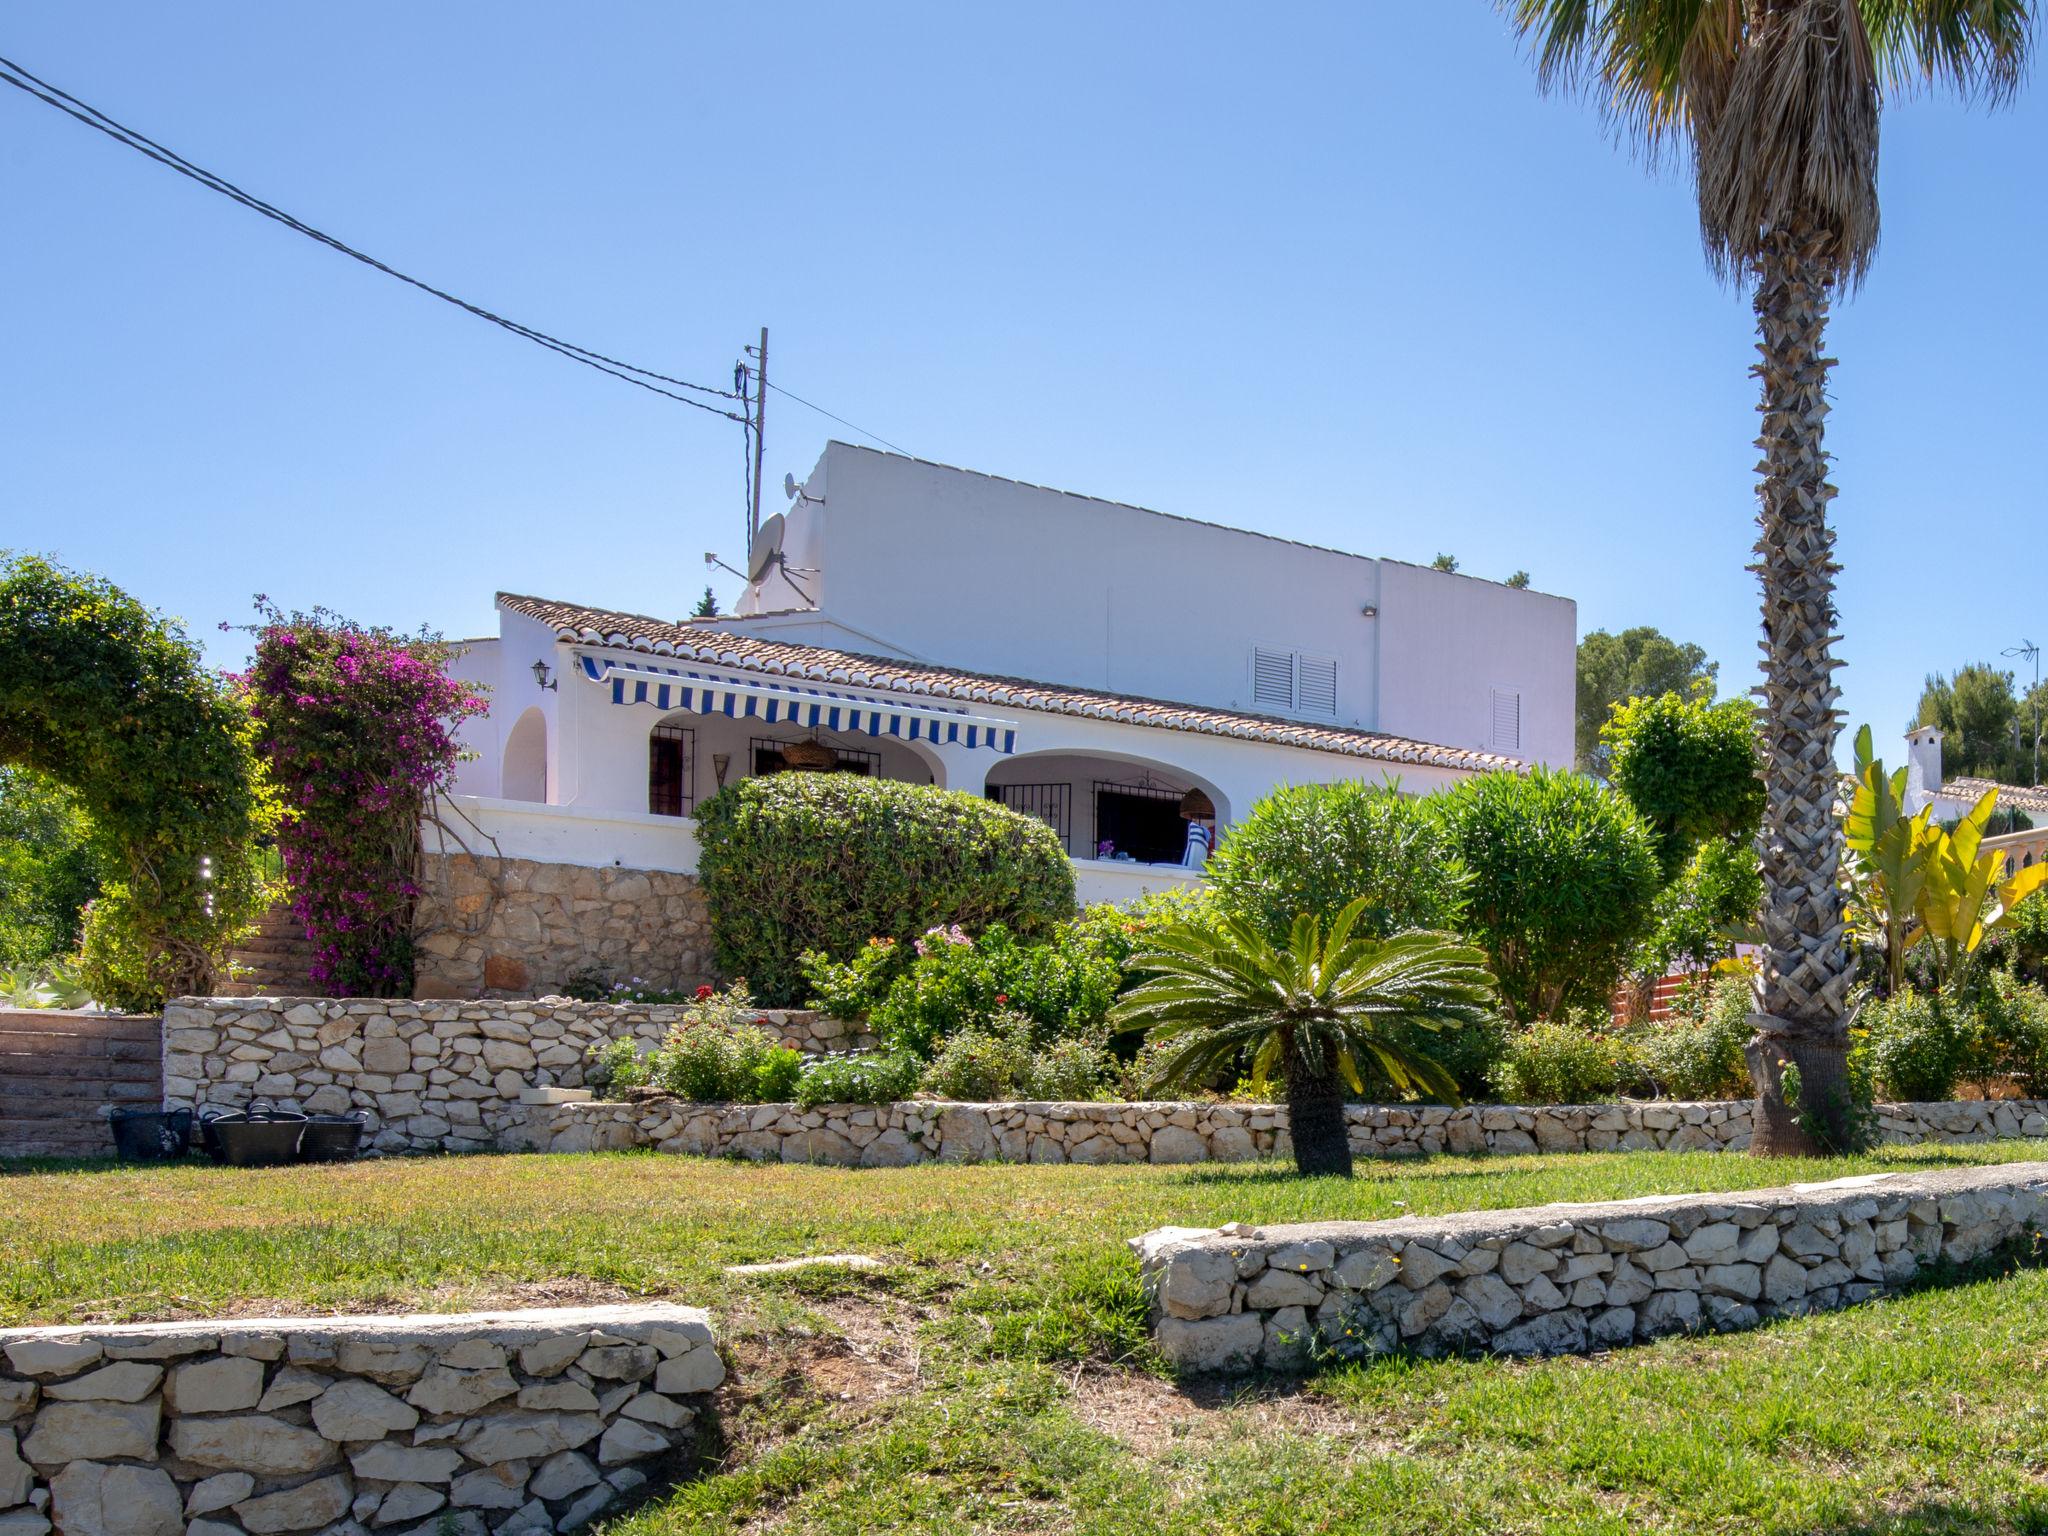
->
<box><xmin>747</xmin><ymin>512</ymin><xmax>787</xmax><ymax>585</ymax></box>
<box><xmin>783</xmin><ymin>472</ymin><xmax>800</xmax><ymax>501</ymax></box>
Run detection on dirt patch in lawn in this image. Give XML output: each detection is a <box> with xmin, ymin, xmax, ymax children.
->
<box><xmin>1067</xmin><ymin>1367</ymin><xmax>1401</xmax><ymax>1460</ymax></box>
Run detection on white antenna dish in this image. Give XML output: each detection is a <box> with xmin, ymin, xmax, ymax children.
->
<box><xmin>747</xmin><ymin>512</ymin><xmax>787</xmax><ymax>585</ymax></box>
<box><xmin>783</xmin><ymin>472</ymin><xmax>799</xmax><ymax>501</ymax></box>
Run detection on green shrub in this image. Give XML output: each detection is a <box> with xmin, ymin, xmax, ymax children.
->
<box><xmin>0</xmin><ymin>767</ymin><xmax>102</xmax><ymax>968</ymax></box>
<box><xmin>1862</xmin><ymin>990</ymin><xmax>1971</xmax><ymax>1102</ymax></box>
<box><xmin>1017</xmin><ymin>1037</ymin><xmax>1117</xmax><ymax>1101</ymax></box>
<box><xmin>696</xmin><ymin>774</ymin><xmax>1074</xmax><ymax>1005</ymax></box>
<box><xmin>803</xmin><ymin>904</ymin><xmax>1152</xmax><ymax>1058</ymax></box>
<box><xmin>1635</xmin><ymin>839</ymin><xmax>1763</xmax><ymax>978</ymax></box>
<box><xmin>1431</xmin><ymin>767</ymin><xmax>1662</xmax><ymax>1022</ymax></box>
<box><xmin>1962</xmin><ymin>972</ymin><xmax>2048</xmax><ymax>1096</ymax></box>
<box><xmin>584</xmin><ymin>984</ymin><xmax>804</xmax><ymax>1103</ymax></box>
<box><xmin>1633</xmin><ymin>975</ymin><xmax>1754</xmax><ymax>1099</ymax></box>
<box><xmin>920</xmin><ymin>1017</ymin><xmax>1036</xmax><ymax>1101</ymax></box>
<box><xmin>1602</xmin><ymin>693</ymin><xmax>1764</xmax><ymax>878</ymax></box>
<box><xmin>1490</xmin><ymin>1018</ymin><xmax>1646</xmax><ymax>1104</ymax></box>
<box><xmin>792</xmin><ymin>1051</ymin><xmax>924</xmax><ymax>1109</ymax></box>
<box><xmin>2002</xmin><ymin>891</ymin><xmax>2048</xmax><ymax>985</ymax></box>
<box><xmin>1206</xmin><ymin>780</ymin><xmax>1466</xmax><ymax>945</ymax></box>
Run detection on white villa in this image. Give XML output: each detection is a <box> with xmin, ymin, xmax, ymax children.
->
<box><xmin>437</xmin><ymin>443</ymin><xmax>1573</xmax><ymax>916</ymax></box>
<box><xmin>1902</xmin><ymin>724</ymin><xmax>2048</xmax><ymax>876</ymax></box>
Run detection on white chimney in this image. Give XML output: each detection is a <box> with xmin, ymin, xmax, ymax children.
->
<box><xmin>1903</xmin><ymin>725</ymin><xmax>1944</xmax><ymax>814</ymax></box>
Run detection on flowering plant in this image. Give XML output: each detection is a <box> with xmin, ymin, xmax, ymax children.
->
<box><xmin>241</xmin><ymin>602</ymin><xmax>486</xmax><ymax>996</ymax></box>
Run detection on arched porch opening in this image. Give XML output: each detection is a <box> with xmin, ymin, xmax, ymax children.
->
<box><xmin>501</xmin><ymin>706</ymin><xmax>548</xmax><ymax>802</ymax></box>
<box><xmin>983</xmin><ymin>750</ymin><xmax>1228</xmax><ymax>869</ymax></box>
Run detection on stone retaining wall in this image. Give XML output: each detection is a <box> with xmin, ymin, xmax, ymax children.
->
<box><xmin>411</xmin><ymin>851</ymin><xmax>713</xmax><ymax>1000</ymax></box>
<box><xmin>161</xmin><ymin>997</ymin><xmax>845</xmax><ymax>1156</ymax></box>
<box><xmin>0</xmin><ymin>1303</ymin><xmax>722</xmax><ymax>1536</ymax></box>
<box><xmin>1132</xmin><ymin>1161</ymin><xmax>2048</xmax><ymax>1372</ymax></box>
<box><xmin>521</xmin><ymin>1094</ymin><xmax>2048</xmax><ymax>1165</ymax></box>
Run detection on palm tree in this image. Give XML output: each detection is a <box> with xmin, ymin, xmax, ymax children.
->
<box><xmin>1110</xmin><ymin>899</ymin><xmax>1496</xmax><ymax>1177</ymax></box>
<box><xmin>1500</xmin><ymin>1</ymin><xmax>2032</xmax><ymax>1153</ymax></box>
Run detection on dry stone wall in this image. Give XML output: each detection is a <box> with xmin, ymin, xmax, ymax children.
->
<box><xmin>523</xmin><ymin>1094</ymin><xmax>2048</xmax><ymax>1166</ymax></box>
<box><xmin>411</xmin><ymin>851</ymin><xmax>712</xmax><ymax>1000</ymax></box>
<box><xmin>1133</xmin><ymin>1161</ymin><xmax>2048</xmax><ymax>1372</ymax></box>
<box><xmin>0</xmin><ymin>1303</ymin><xmax>722</xmax><ymax>1536</ymax></box>
<box><xmin>161</xmin><ymin>997</ymin><xmax>841</xmax><ymax>1156</ymax></box>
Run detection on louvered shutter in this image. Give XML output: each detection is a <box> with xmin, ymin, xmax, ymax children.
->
<box><xmin>1296</xmin><ymin>654</ymin><xmax>1338</xmax><ymax>717</ymax></box>
<box><xmin>1251</xmin><ymin>647</ymin><xmax>1295</xmax><ymax>710</ymax></box>
<box><xmin>1490</xmin><ymin>688</ymin><xmax>1522</xmax><ymax>752</ymax></box>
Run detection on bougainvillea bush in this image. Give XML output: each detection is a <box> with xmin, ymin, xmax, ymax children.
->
<box><xmin>243</xmin><ymin>604</ymin><xmax>485</xmax><ymax>996</ymax></box>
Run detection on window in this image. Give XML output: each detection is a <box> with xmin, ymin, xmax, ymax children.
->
<box><xmin>988</xmin><ymin>783</ymin><xmax>1072</xmax><ymax>851</ymax></box>
<box><xmin>648</xmin><ymin>724</ymin><xmax>695</xmax><ymax>816</ymax></box>
<box><xmin>1093</xmin><ymin>780</ymin><xmax>1190</xmax><ymax>864</ymax></box>
<box><xmin>1250</xmin><ymin>646</ymin><xmax>1339</xmax><ymax>719</ymax></box>
<box><xmin>749</xmin><ymin>737</ymin><xmax>879</xmax><ymax>777</ymax></box>
<box><xmin>1490</xmin><ymin>688</ymin><xmax>1522</xmax><ymax>753</ymax></box>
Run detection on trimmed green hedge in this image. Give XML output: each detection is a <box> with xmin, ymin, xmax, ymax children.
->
<box><xmin>694</xmin><ymin>773</ymin><xmax>1075</xmax><ymax>1005</ymax></box>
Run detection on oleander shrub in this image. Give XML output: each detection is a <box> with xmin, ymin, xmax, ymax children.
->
<box><xmin>1490</xmin><ymin>1018</ymin><xmax>1647</xmax><ymax>1105</ymax></box>
<box><xmin>697</xmin><ymin>774</ymin><xmax>1074</xmax><ymax>1005</ymax></box>
<box><xmin>1206</xmin><ymin>780</ymin><xmax>1466</xmax><ymax>945</ymax></box>
<box><xmin>792</xmin><ymin>1050</ymin><xmax>925</xmax><ymax>1109</ymax></box>
<box><xmin>1632</xmin><ymin>974</ymin><xmax>1755</xmax><ymax>1100</ymax></box>
<box><xmin>1431</xmin><ymin>767</ymin><xmax>1662</xmax><ymax>1022</ymax></box>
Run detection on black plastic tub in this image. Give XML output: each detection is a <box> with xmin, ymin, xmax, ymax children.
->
<box><xmin>198</xmin><ymin>1103</ymin><xmax>307</xmax><ymax>1167</ymax></box>
<box><xmin>109</xmin><ymin>1107</ymin><xmax>193</xmax><ymax>1161</ymax></box>
<box><xmin>298</xmin><ymin>1113</ymin><xmax>367</xmax><ymax>1163</ymax></box>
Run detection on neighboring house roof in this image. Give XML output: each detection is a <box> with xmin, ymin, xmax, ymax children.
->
<box><xmin>1939</xmin><ymin>777</ymin><xmax>2048</xmax><ymax>816</ymax></box>
<box><xmin>498</xmin><ymin>592</ymin><xmax>1524</xmax><ymax>773</ymax></box>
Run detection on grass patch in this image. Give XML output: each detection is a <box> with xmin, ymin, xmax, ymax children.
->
<box><xmin>6</xmin><ymin>1141</ymin><xmax>2047</xmax><ymax>1532</ymax></box>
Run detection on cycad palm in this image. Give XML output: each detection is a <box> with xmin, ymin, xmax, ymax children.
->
<box><xmin>1111</xmin><ymin>899</ymin><xmax>1496</xmax><ymax>1177</ymax></box>
<box><xmin>1501</xmin><ymin>0</ymin><xmax>2032</xmax><ymax>1153</ymax></box>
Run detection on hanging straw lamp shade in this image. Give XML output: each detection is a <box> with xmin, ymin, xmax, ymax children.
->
<box><xmin>778</xmin><ymin>736</ymin><xmax>838</xmax><ymax>773</ymax></box>
<box><xmin>1178</xmin><ymin>787</ymin><xmax>1215</xmax><ymax>821</ymax></box>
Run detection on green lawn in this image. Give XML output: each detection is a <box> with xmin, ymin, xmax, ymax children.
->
<box><xmin>6</xmin><ymin>1142</ymin><xmax>2047</xmax><ymax>1534</ymax></box>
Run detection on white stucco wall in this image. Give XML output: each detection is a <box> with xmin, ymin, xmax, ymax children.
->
<box><xmin>748</xmin><ymin>444</ymin><xmax>1575</xmax><ymax>767</ymax></box>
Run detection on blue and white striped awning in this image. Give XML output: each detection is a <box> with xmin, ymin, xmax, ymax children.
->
<box><xmin>574</xmin><ymin>653</ymin><xmax>1019</xmax><ymax>753</ymax></box>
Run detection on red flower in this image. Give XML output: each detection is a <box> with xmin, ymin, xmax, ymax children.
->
<box><xmin>994</xmin><ymin>993</ymin><xmax>1009</xmax><ymax>1006</ymax></box>
<box><xmin>695</xmin><ymin>985</ymin><xmax>715</xmax><ymax>1000</ymax></box>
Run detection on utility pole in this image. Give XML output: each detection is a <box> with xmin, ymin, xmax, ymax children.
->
<box><xmin>748</xmin><ymin>326</ymin><xmax>768</xmax><ymax>546</ymax></box>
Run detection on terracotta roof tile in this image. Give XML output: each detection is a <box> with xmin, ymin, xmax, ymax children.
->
<box><xmin>498</xmin><ymin>592</ymin><xmax>1523</xmax><ymax>774</ymax></box>
<box><xmin>1941</xmin><ymin>777</ymin><xmax>2048</xmax><ymax>816</ymax></box>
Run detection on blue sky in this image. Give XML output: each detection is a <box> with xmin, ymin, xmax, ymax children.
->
<box><xmin>3</xmin><ymin>3</ymin><xmax>2044</xmax><ymax>757</ymax></box>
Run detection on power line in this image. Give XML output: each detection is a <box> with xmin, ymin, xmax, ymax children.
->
<box><xmin>766</xmin><ymin>381</ymin><xmax>910</xmax><ymax>456</ymax></box>
<box><xmin>0</xmin><ymin>53</ymin><xmax>746</xmax><ymax>421</ymax></box>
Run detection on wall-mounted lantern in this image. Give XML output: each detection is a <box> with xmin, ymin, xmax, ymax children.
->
<box><xmin>532</xmin><ymin>660</ymin><xmax>558</xmax><ymax>691</ymax></box>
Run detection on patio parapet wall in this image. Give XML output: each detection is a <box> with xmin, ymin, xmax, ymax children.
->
<box><xmin>161</xmin><ymin>997</ymin><xmax>863</xmax><ymax>1157</ymax></box>
<box><xmin>1130</xmin><ymin>1162</ymin><xmax>2048</xmax><ymax>1371</ymax></box>
<box><xmin>0</xmin><ymin>1303</ymin><xmax>723</xmax><ymax>1536</ymax></box>
<box><xmin>521</xmin><ymin>1094</ymin><xmax>2048</xmax><ymax>1166</ymax></box>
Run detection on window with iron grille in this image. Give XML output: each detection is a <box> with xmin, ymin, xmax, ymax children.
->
<box><xmin>749</xmin><ymin>737</ymin><xmax>880</xmax><ymax>777</ymax></box>
<box><xmin>1093</xmin><ymin>779</ymin><xmax>1189</xmax><ymax>864</ymax></box>
<box><xmin>648</xmin><ymin>724</ymin><xmax>696</xmax><ymax>816</ymax></box>
<box><xmin>987</xmin><ymin>782</ymin><xmax>1071</xmax><ymax>851</ymax></box>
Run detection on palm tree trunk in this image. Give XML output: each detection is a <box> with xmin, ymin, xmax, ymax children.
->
<box><xmin>1744</xmin><ymin>217</ymin><xmax>1858</xmax><ymax>1156</ymax></box>
<box><xmin>1284</xmin><ymin>1051</ymin><xmax>1354</xmax><ymax>1178</ymax></box>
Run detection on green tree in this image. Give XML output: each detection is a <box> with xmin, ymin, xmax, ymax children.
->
<box><xmin>1914</xmin><ymin>664</ymin><xmax>2022</xmax><ymax>782</ymax></box>
<box><xmin>1430</xmin><ymin>553</ymin><xmax>1460</xmax><ymax>573</ymax></box>
<box><xmin>1112</xmin><ymin>900</ymin><xmax>1495</xmax><ymax>1177</ymax></box>
<box><xmin>0</xmin><ymin>554</ymin><xmax>268</xmax><ymax>1008</ymax></box>
<box><xmin>1575</xmin><ymin>627</ymin><xmax>1717</xmax><ymax>776</ymax></box>
<box><xmin>691</xmin><ymin>585</ymin><xmax>721</xmax><ymax>619</ymax></box>
<box><xmin>1502</xmin><ymin>0</ymin><xmax>2032</xmax><ymax>1156</ymax></box>
<box><xmin>1431</xmin><ymin>768</ymin><xmax>1662</xmax><ymax>1022</ymax></box>
<box><xmin>1205</xmin><ymin>780</ymin><xmax>1465</xmax><ymax>946</ymax></box>
<box><xmin>1603</xmin><ymin>693</ymin><xmax>1764</xmax><ymax>878</ymax></box>
<box><xmin>1505</xmin><ymin>570</ymin><xmax>1531</xmax><ymax>589</ymax></box>
<box><xmin>0</xmin><ymin>767</ymin><xmax>103</xmax><ymax>966</ymax></box>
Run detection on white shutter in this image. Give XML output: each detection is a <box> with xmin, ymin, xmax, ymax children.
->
<box><xmin>1490</xmin><ymin>688</ymin><xmax>1522</xmax><ymax>752</ymax></box>
<box><xmin>1296</xmin><ymin>654</ymin><xmax>1338</xmax><ymax>717</ymax></box>
<box><xmin>1251</xmin><ymin>647</ymin><xmax>1295</xmax><ymax>710</ymax></box>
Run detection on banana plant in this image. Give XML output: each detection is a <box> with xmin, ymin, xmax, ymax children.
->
<box><xmin>1844</xmin><ymin>726</ymin><xmax>1937</xmax><ymax>996</ymax></box>
<box><xmin>1912</xmin><ymin>789</ymin><xmax>2048</xmax><ymax>989</ymax></box>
